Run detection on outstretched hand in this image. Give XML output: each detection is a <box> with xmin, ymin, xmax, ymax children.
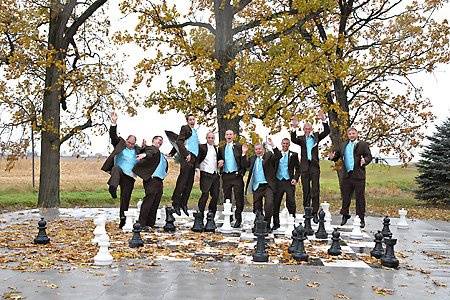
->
<box><xmin>111</xmin><ymin>111</ymin><xmax>118</xmax><ymax>125</ymax></box>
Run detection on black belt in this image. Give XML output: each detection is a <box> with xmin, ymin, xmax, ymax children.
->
<box><xmin>200</xmin><ymin>170</ymin><xmax>218</xmax><ymax>175</ymax></box>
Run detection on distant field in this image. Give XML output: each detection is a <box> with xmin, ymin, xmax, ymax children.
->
<box><xmin>0</xmin><ymin>158</ymin><xmax>448</xmax><ymax>221</ymax></box>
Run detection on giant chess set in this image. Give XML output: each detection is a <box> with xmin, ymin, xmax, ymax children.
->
<box><xmin>33</xmin><ymin>200</ymin><xmax>409</xmax><ymax>269</ymax></box>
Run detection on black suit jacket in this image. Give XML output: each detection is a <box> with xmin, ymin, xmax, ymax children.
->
<box><xmin>331</xmin><ymin>140</ymin><xmax>372</xmax><ymax>180</ymax></box>
<box><xmin>133</xmin><ymin>145</ymin><xmax>168</xmax><ymax>181</ymax></box>
<box><xmin>245</xmin><ymin>148</ymin><xmax>282</xmax><ymax>193</ymax></box>
<box><xmin>291</xmin><ymin>122</ymin><xmax>330</xmax><ymax>173</ymax></box>
<box><xmin>175</xmin><ymin>125</ymin><xmax>196</xmax><ymax>160</ymax></box>
<box><xmin>101</xmin><ymin>125</ymin><xmax>141</xmax><ymax>173</ymax></box>
<box><xmin>275</xmin><ymin>150</ymin><xmax>301</xmax><ymax>181</ymax></box>
<box><xmin>217</xmin><ymin>142</ymin><xmax>250</xmax><ymax>176</ymax></box>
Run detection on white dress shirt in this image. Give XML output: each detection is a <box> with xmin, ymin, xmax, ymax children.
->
<box><xmin>199</xmin><ymin>144</ymin><xmax>217</xmax><ymax>174</ymax></box>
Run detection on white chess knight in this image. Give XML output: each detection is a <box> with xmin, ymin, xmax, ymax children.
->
<box><xmin>321</xmin><ymin>201</ymin><xmax>333</xmax><ymax>233</ymax></box>
<box><xmin>350</xmin><ymin>215</ymin><xmax>363</xmax><ymax>240</ymax></box>
<box><xmin>284</xmin><ymin>214</ymin><xmax>296</xmax><ymax>238</ymax></box>
<box><xmin>92</xmin><ymin>214</ymin><xmax>107</xmax><ymax>245</ymax></box>
<box><xmin>397</xmin><ymin>208</ymin><xmax>409</xmax><ymax>229</ymax></box>
<box><xmin>93</xmin><ymin>239</ymin><xmax>113</xmax><ymax>266</ymax></box>
<box><xmin>122</xmin><ymin>210</ymin><xmax>135</xmax><ymax>233</ymax></box>
<box><xmin>218</xmin><ymin>199</ymin><xmax>233</xmax><ymax>233</ymax></box>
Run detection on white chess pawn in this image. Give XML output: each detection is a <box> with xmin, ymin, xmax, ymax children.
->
<box><xmin>92</xmin><ymin>214</ymin><xmax>107</xmax><ymax>245</ymax></box>
<box><xmin>284</xmin><ymin>215</ymin><xmax>296</xmax><ymax>238</ymax></box>
<box><xmin>321</xmin><ymin>201</ymin><xmax>333</xmax><ymax>233</ymax></box>
<box><xmin>122</xmin><ymin>210</ymin><xmax>135</xmax><ymax>233</ymax></box>
<box><xmin>136</xmin><ymin>199</ymin><xmax>143</xmax><ymax>215</ymax></box>
<box><xmin>219</xmin><ymin>199</ymin><xmax>233</xmax><ymax>233</ymax></box>
<box><xmin>350</xmin><ymin>216</ymin><xmax>363</xmax><ymax>240</ymax></box>
<box><xmin>397</xmin><ymin>208</ymin><xmax>409</xmax><ymax>229</ymax></box>
<box><xmin>93</xmin><ymin>239</ymin><xmax>113</xmax><ymax>266</ymax></box>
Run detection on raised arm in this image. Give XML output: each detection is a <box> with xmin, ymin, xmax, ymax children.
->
<box><xmin>109</xmin><ymin>112</ymin><xmax>120</xmax><ymax>147</ymax></box>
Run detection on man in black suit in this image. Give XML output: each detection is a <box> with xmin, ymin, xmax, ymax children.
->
<box><xmin>245</xmin><ymin>139</ymin><xmax>281</xmax><ymax>230</ymax></box>
<box><xmin>170</xmin><ymin>114</ymin><xmax>199</xmax><ymax>216</ymax></box>
<box><xmin>291</xmin><ymin>111</ymin><xmax>330</xmax><ymax>223</ymax></box>
<box><xmin>101</xmin><ymin>112</ymin><xmax>143</xmax><ymax>228</ymax></box>
<box><xmin>272</xmin><ymin>138</ymin><xmax>301</xmax><ymax>231</ymax></box>
<box><xmin>217</xmin><ymin>130</ymin><xmax>249</xmax><ymax>228</ymax></box>
<box><xmin>196</xmin><ymin>132</ymin><xmax>220</xmax><ymax>217</ymax></box>
<box><xmin>329</xmin><ymin>127</ymin><xmax>372</xmax><ymax>228</ymax></box>
<box><xmin>133</xmin><ymin>135</ymin><xmax>168</xmax><ymax>230</ymax></box>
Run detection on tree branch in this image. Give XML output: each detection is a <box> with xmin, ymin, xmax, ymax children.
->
<box><xmin>60</xmin><ymin>118</ymin><xmax>93</xmax><ymax>144</ymax></box>
<box><xmin>233</xmin><ymin>0</ymin><xmax>253</xmax><ymax>15</ymax></box>
<box><xmin>161</xmin><ymin>21</ymin><xmax>216</xmax><ymax>35</ymax></box>
<box><xmin>65</xmin><ymin>0</ymin><xmax>108</xmax><ymax>41</ymax></box>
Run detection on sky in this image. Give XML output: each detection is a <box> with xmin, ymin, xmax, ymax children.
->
<box><xmin>66</xmin><ymin>1</ymin><xmax>450</xmax><ymax>158</ymax></box>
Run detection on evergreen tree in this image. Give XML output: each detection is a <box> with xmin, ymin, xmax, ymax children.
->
<box><xmin>415</xmin><ymin>118</ymin><xmax>450</xmax><ymax>204</ymax></box>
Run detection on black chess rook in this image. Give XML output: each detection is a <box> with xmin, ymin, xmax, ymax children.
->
<box><xmin>163</xmin><ymin>207</ymin><xmax>176</xmax><ymax>232</ymax></box>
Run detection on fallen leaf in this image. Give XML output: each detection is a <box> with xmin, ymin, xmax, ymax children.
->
<box><xmin>372</xmin><ymin>286</ymin><xmax>394</xmax><ymax>296</ymax></box>
<box><xmin>306</xmin><ymin>281</ymin><xmax>320</xmax><ymax>288</ymax></box>
<box><xmin>335</xmin><ymin>293</ymin><xmax>350</xmax><ymax>299</ymax></box>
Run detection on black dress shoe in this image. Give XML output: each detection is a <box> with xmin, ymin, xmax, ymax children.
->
<box><xmin>313</xmin><ymin>213</ymin><xmax>319</xmax><ymax>224</ymax></box>
<box><xmin>272</xmin><ymin>224</ymin><xmax>280</xmax><ymax>231</ymax></box>
<box><xmin>232</xmin><ymin>221</ymin><xmax>241</xmax><ymax>228</ymax></box>
<box><xmin>360</xmin><ymin>219</ymin><xmax>365</xmax><ymax>228</ymax></box>
<box><xmin>108</xmin><ymin>185</ymin><xmax>117</xmax><ymax>199</ymax></box>
<box><xmin>340</xmin><ymin>214</ymin><xmax>351</xmax><ymax>226</ymax></box>
<box><xmin>182</xmin><ymin>205</ymin><xmax>189</xmax><ymax>216</ymax></box>
<box><xmin>173</xmin><ymin>205</ymin><xmax>182</xmax><ymax>216</ymax></box>
<box><xmin>119</xmin><ymin>217</ymin><xmax>126</xmax><ymax>229</ymax></box>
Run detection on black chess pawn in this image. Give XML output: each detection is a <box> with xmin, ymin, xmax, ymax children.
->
<box><xmin>303</xmin><ymin>207</ymin><xmax>314</xmax><ymax>236</ymax></box>
<box><xmin>315</xmin><ymin>209</ymin><xmax>328</xmax><ymax>239</ymax></box>
<box><xmin>129</xmin><ymin>222</ymin><xmax>144</xmax><ymax>248</ymax></box>
<box><xmin>34</xmin><ymin>218</ymin><xmax>50</xmax><ymax>244</ymax></box>
<box><xmin>370</xmin><ymin>231</ymin><xmax>384</xmax><ymax>259</ymax></box>
<box><xmin>292</xmin><ymin>224</ymin><xmax>308</xmax><ymax>261</ymax></box>
<box><xmin>204</xmin><ymin>212</ymin><xmax>217</xmax><ymax>232</ymax></box>
<box><xmin>327</xmin><ymin>228</ymin><xmax>342</xmax><ymax>256</ymax></box>
<box><xmin>163</xmin><ymin>207</ymin><xmax>176</xmax><ymax>232</ymax></box>
<box><xmin>288</xmin><ymin>225</ymin><xmax>299</xmax><ymax>254</ymax></box>
<box><xmin>381</xmin><ymin>238</ymin><xmax>399</xmax><ymax>268</ymax></box>
<box><xmin>252</xmin><ymin>216</ymin><xmax>269</xmax><ymax>262</ymax></box>
<box><xmin>381</xmin><ymin>216</ymin><xmax>392</xmax><ymax>238</ymax></box>
<box><xmin>192</xmin><ymin>211</ymin><xmax>205</xmax><ymax>232</ymax></box>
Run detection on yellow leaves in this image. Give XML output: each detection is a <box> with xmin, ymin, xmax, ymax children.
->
<box><xmin>371</xmin><ymin>286</ymin><xmax>394</xmax><ymax>296</ymax></box>
<box><xmin>2</xmin><ymin>287</ymin><xmax>24</xmax><ymax>300</ymax></box>
<box><xmin>306</xmin><ymin>281</ymin><xmax>320</xmax><ymax>288</ymax></box>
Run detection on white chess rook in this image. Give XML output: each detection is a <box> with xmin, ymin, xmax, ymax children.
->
<box><xmin>93</xmin><ymin>240</ymin><xmax>113</xmax><ymax>266</ymax></box>
<box><xmin>397</xmin><ymin>208</ymin><xmax>409</xmax><ymax>229</ymax></box>
<box><xmin>219</xmin><ymin>199</ymin><xmax>233</xmax><ymax>233</ymax></box>
<box><xmin>350</xmin><ymin>216</ymin><xmax>363</xmax><ymax>240</ymax></box>
<box><xmin>122</xmin><ymin>210</ymin><xmax>135</xmax><ymax>233</ymax></box>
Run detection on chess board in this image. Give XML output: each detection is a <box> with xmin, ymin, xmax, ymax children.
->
<box><xmin>138</xmin><ymin>211</ymin><xmax>380</xmax><ymax>269</ymax></box>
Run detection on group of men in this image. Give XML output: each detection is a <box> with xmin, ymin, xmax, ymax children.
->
<box><xmin>101</xmin><ymin>110</ymin><xmax>372</xmax><ymax>231</ymax></box>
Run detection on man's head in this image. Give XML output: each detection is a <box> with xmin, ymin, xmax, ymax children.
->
<box><xmin>347</xmin><ymin>127</ymin><xmax>358</xmax><ymax>141</ymax></box>
<box><xmin>152</xmin><ymin>135</ymin><xmax>163</xmax><ymax>149</ymax></box>
<box><xmin>206</xmin><ymin>132</ymin><xmax>215</xmax><ymax>145</ymax></box>
<box><xmin>254</xmin><ymin>143</ymin><xmax>265</xmax><ymax>157</ymax></box>
<box><xmin>186</xmin><ymin>114</ymin><xmax>196</xmax><ymax>127</ymax></box>
<box><xmin>126</xmin><ymin>135</ymin><xmax>137</xmax><ymax>149</ymax></box>
<box><xmin>225</xmin><ymin>130</ymin><xmax>235</xmax><ymax>143</ymax></box>
<box><xmin>303</xmin><ymin>122</ymin><xmax>313</xmax><ymax>136</ymax></box>
<box><xmin>281</xmin><ymin>138</ymin><xmax>290</xmax><ymax>152</ymax></box>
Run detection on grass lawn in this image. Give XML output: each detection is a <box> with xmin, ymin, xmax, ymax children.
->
<box><xmin>0</xmin><ymin>158</ymin><xmax>448</xmax><ymax>221</ymax></box>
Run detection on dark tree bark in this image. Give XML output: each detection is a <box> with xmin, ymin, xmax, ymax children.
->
<box><xmin>38</xmin><ymin>0</ymin><xmax>107</xmax><ymax>208</ymax></box>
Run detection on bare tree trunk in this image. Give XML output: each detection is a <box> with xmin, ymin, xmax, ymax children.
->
<box><xmin>38</xmin><ymin>4</ymin><xmax>64</xmax><ymax>208</ymax></box>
